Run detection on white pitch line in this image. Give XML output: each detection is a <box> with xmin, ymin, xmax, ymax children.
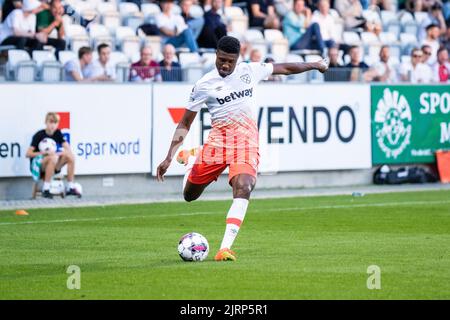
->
<box><xmin>0</xmin><ymin>199</ymin><xmax>449</xmax><ymax>226</ymax></box>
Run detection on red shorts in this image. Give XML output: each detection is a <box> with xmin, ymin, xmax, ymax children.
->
<box><xmin>187</xmin><ymin>143</ymin><xmax>259</xmax><ymax>185</ymax></box>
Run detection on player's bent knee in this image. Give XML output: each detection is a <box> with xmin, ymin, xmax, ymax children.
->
<box><xmin>183</xmin><ymin>192</ymin><xmax>199</xmax><ymax>202</ymax></box>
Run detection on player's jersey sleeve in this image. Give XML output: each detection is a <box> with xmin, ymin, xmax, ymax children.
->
<box><xmin>248</xmin><ymin>62</ymin><xmax>274</xmax><ymax>82</ymax></box>
<box><xmin>30</xmin><ymin>131</ymin><xmax>41</xmax><ymax>150</ymax></box>
<box><xmin>186</xmin><ymin>82</ymin><xmax>208</xmax><ymax>112</ymax></box>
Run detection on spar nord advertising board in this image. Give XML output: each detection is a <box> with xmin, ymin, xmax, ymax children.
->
<box><xmin>371</xmin><ymin>85</ymin><xmax>450</xmax><ymax>164</ymax></box>
<box><xmin>0</xmin><ymin>84</ymin><xmax>151</xmax><ymax>177</ymax></box>
<box><xmin>152</xmin><ymin>83</ymin><xmax>371</xmax><ymax>175</ymax></box>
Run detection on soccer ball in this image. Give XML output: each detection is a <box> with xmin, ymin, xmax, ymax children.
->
<box><xmin>38</xmin><ymin>138</ymin><xmax>57</xmax><ymax>153</ymax></box>
<box><xmin>177</xmin><ymin>232</ymin><xmax>209</xmax><ymax>262</ymax></box>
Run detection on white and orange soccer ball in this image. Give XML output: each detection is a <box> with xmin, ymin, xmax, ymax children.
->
<box><xmin>178</xmin><ymin>232</ymin><xmax>209</xmax><ymax>262</ymax></box>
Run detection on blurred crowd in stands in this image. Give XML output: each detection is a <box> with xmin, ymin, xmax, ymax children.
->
<box><xmin>0</xmin><ymin>0</ymin><xmax>449</xmax><ymax>83</ymax></box>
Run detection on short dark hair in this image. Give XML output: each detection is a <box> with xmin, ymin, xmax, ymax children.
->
<box><xmin>78</xmin><ymin>46</ymin><xmax>92</xmax><ymax>59</ymax></box>
<box><xmin>437</xmin><ymin>46</ymin><xmax>448</xmax><ymax>56</ymax></box>
<box><xmin>217</xmin><ymin>36</ymin><xmax>240</xmax><ymax>54</ymax></box>
<box><xmin>97</xmin><ymin>43</ymin><xmax>110</xmax><ymax>54</ymax></box>
<box><xmin>426</xmin><ymin>23</ymin><xmax>439</xmax><ymax>31</ymax></box>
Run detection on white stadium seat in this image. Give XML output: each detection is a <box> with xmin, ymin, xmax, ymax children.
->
<box><xmin>342</xmin><ymin>31</ymin><xmax>361</xmax><ymax>45</ymax></box>
<box><xmin>97</xmin><ymin>1</ymin><xmax>118</xmax><ymax>15</ymax></box>
<box><xmin>379</xmin><ymin>32</ymin><xmax>398</xmax><ymax>44</ymax></box>
<box><xmin>189</xmin><ymin>5</ymin><xmax>204</xmax><ymax>19</ymax></box>
<box><xmin>58</xmin><ymin>50</ymin><xmax>77</xmax><ymax>65</ymax></box>
<box><xmin>41</xmin><ymin>61</ymin><xmax>62</xmax><ymax>82</ymax></box>
<box><xmin>32</xmin><ymin>50</ymin><xmax>56</xmax><ymax>67</ymax></box>
<box><xmin>141</xmin><ymin>3</ymin><xmax>161</xmax><ymax>23</ymax></box>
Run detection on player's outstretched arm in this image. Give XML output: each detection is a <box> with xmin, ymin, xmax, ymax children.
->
<box><xmin>272</xmin><ymin>58</ymin><xmax>329</xmax><ymax>75</ymax></box>
<box><xmin>156</xmin><ymin>109</ymin><xmax>197</xmax><ymax>182</ymax></box>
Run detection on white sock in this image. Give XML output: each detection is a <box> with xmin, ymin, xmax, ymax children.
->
<box><xmin>220</xmin><ymin>198</ymin><xmax>249</xmax><ymax>250</ymax></box>
<box><xmin>67</xmin><ymin>181</ymin><xmax>75</xmax><ymax>189</ymax></box>
<box><xmin>43</xmin><ymin>182</ymin><xmax>51</xmax><ymax>191</ymax></box>
<box><xmin>182</xmin><ymin>155</ymin><xmax>197</xmax><ymax>191</ymax></box>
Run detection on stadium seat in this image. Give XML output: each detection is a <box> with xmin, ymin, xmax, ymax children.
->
<box><xmin>32</xmin><ymin>50</ymin><xmax>56</xmax><ymax>67</ymax></box>
<box><xmin>284</xmin><ymin>54</ymin><xmax>307</xmax><ymax>83</ymax></box>
<box><xmin>115</xmin><ymin>26</ymin><xmax>140</xmax><ymax>57</ymax></box>
<box><xmin>398</xmin><ymin>11</ymin><xmax>414</xmax><ymax>24</ymax></box>
<box><xmin>245</xmin><ymin>29</ymin><xmax>264</xmax><ymax>42</ymax></box>
<box><xmin>6</xmin><ymin>49</ymin><xmax>34</xmax><ymax>81</ymax></box>
<box><xmin>264</xmin><ymin>29</ymin><xmax>284</xmax><ymax>42</ymax></box>
<box><xmin>413</xmin><ymin>11</ymin><xmax>428</xmax><ymax>25</ymax></box>
<box><xmin>65</xmin><ymin>24</ymin><xmax>89</xmax><ymax>52</ymax></box>
<box><xmin>361</xmin><ymin>32</ymin><xmax>380</xmax><ymax>46</ymax></box>
<box><xmin>116</xmin><ymin>62</ymin><xmax>131</xmax><ymax>82</ymax></box>
<box><xmin>385</xmin><ymin>21</ymin><xmax>401</xmax><ymax>39</ymax></box>
<box><xmin>144</xmin><ymin>36</ymin><xmax>162</xmax><ymax>60</ymax></box>
<box><xmin>179</xmin><ymin>52</ymin><xmax>203</xmax><ymax>82</ymax></box>
<box><xmin>403</xmin><ymin>20</ymin><xmax>419</xmax><ymax>36</ymax></box>
<box><xmin>379</xmin><ymin>32</ymin><xmax>398</xmax><ymax>44</ymax></box>
<box><xmin>88</xmin><ymin>23</ymin><xmax>115</xmax><ymax>49</ymax></box>
<box><xmin>304</xmin><ymin>54</ymin><xmax>324</xmax><ymax>83</ymax></box>
<box><xmin>110</xmin><ymin>51</ymin><xmax>129</xmax><ymax>65</ymax></box>
<box><xmin>342</xmin><ymin>31</ymin><xmax>361</xmax><ymax>45</ymax></box>
<box><xmin>41</xmin><ymin>61</ymin><xmax>63</xmax><ymax>82</ymax></box>
<box><xmin>189</xmin><ymin>4</ymin><xmax>204</xmax><ymax>19</ymax></box>
<box><xmin>224</xmin><ymin>6</ymin><xmax>245</xmax><ymax>17</ymax></box>
<box><xmin>141</xmin><ymin>3</ymin><xmax>161</xmax><ymax>23</ymax></box>
<box><xmin>229</xmin><ymin>16</ymin><xmax>248</xmax><ymax>36</ymax></box>
<box><xmin>381</xmin><ymin>10</ymin><xmax>396</xmax><ymax>27</ymax></box>
<box><xmin>97</xmin><ymin>1</ymin><xmax>118</xmax><ymax>15</ymax></box>
<box><xmin>119</xmin><ymin>2</ymin><xmax>144</xmax><ymax>31</ymax></box>
<box><xmin>171</xmin><ymin>4</ymin><xmax>182</xmax><ymax>15</ymax></box>
<box><xmin>102</xmin><ymin>11</ymin><xmax>121</xmax><ymax>34</ymax></box>
<box><xmin>400</xmin><ymin>55</ymin><xmax>411</xmax><ymax>64</ymax></box>
<box><xmin>58</xmin><ymin>50</ymin><xmax>77</xmax><ymax>65</ymax></box>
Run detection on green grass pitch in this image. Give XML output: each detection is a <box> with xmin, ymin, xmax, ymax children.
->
<box><xmin>0</xmin><ymin>190</ymin><xmax>449</xmax><ymax>299</ymax></box>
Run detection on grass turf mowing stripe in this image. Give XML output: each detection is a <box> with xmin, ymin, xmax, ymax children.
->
<box><xmin>0</xmin><ymin>199</ymin><xmax>449</xmax><ymax>226</ymax></box>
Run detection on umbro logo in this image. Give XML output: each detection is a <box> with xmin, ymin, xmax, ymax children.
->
<box><xmin>240</xmin><ymin>74</ymin><xmax>251</xmax><ymax>84</ymax></box>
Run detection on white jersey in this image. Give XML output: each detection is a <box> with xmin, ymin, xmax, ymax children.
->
<box><xmin>187</xmin><ymin>62</ymin><xmax>273</xmax><ymax>125</ymax></box>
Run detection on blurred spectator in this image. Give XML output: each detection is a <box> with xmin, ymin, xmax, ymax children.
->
<box><xmin>249</xmin><ymin>48</ymin><xmax>262</xmax><ymax>62</ymax></box>
<box><xmin>363</xmin><ymin>0</ymin><xmax>382</xmax><ymax>35</ymax></box>
<box><xmin>36</xmin><ymin>0</ymin><xmax>66</xmax><ymax>58</ymax></box>
<box><xmin>197</xmin><ymin>0</ymin><xmax>227</xmax><ymax>49</ymax></box>
<box><xmin>156</xmin><ymin>0</ymin><xmax>199</xmax><ymax>53</ymax></box>
<box><xmin>327</xmin><ymin>45</ymin><xmax>342</xmax><ymax>67</ymax></box>
<box><xmin>129</xmin><ymin>46</ymin><xmax>162</xmax><ymax>82</ymax></box>
<box><xmin>364</xmin><ymin>45</ymin><xmax>397</xmax><ymax>82</ymax></box>
<box><xmin>418</xmin><ymin>2</ymin><xmax>447</xmax><ymax>41</ymax></box>
<box><xmin>159</xmin><ymin>43</ymin><xmax>182</xmax><ymax>81</ymax></box>
<box><xmin>238</xmin><ymin>38</ymin><xmax>251</xmax><ymax>62</ymax></box>
<box><xmin>345</xmin><ymin>45</ymin><xmax>368</xmax><ymax>81</ymax></box>
<box><xmin>64</xmin><ymin>47</ymin><xmax>108</xmax><ymax>82</ymax></box>
<box><xmin>180</xmin><ymin>0</ymin><xmax>204</xmax><ymax>40</ymax></box>
<box><xmin>274</xmin><ymin>0</ymin><xmax>294</xmax><ymax>17</ymax></box>
<box><xmin>324</xmin><ymin>45</ymin><xmax>348</xmax><ymax>81</ymax></box>
<box><xmin>335</xmin><ymin>0</ymin><xmax>366</xmax><ymax>30</ymax></box>
<box><xmin>443</xmin><ymin>25</ymin><xmax>450</xmax><ymax>53</ymax></box>
<box><xmin>399</xmin><ymin>48</ymin><xmax>433</xmax><ymax>83</ymax></box>
<box><xmin>421</xmin><ymin>23</ymin><xmax>441</xmax><ymax>64</ymax></box>
<box><xmin>84</xmin><ymin>43</ymin><xmax>115</xmax><ymax>82</ymax></box>
<box><xmin>0</xmin><ymin>0</ymin><xmax>44</xmax><ymax>53</ymax></box>
<box><xmin>421</xmin><ymin>44</ymin><xmax>433</xmax><ymax>66</ymax></box>
<box><xmin>311</xmin><ymin>0</ymin><xmax>340</xmax><ymax>48</ymax></box>
<box><xmin>247</xmin><ymin>0</ymin><xmax>280</xmax><ymax>29</ymax></box>
<box><xmin>263</xmin><ymin>56</ymin><xmax>283</xmax><ymax>81</ymax></box>
<box><xmin>432</xmin><ymin>47</ymin><xmax>449</xmax><ymax>82</ymax></box>
<box><xmin>283</xmin><ymin>0</ymin><xmax>327</xmax><ymax>54</ymax></box>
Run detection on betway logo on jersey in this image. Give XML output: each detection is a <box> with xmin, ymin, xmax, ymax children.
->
<box><xmin>216</xmin><ymin>88</ymin><xmax>253</xmax><ymax>105</ymax></box>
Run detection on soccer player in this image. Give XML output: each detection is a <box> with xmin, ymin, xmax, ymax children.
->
<box><xmin>26</xmin><ymin>112</ymin><xmax>79</xmax><ymax>199</ymax></box>
<box><xmin>156</xmin><ymin>36</ymin><xmax>328</xmax><ymax>261</ymax></box>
